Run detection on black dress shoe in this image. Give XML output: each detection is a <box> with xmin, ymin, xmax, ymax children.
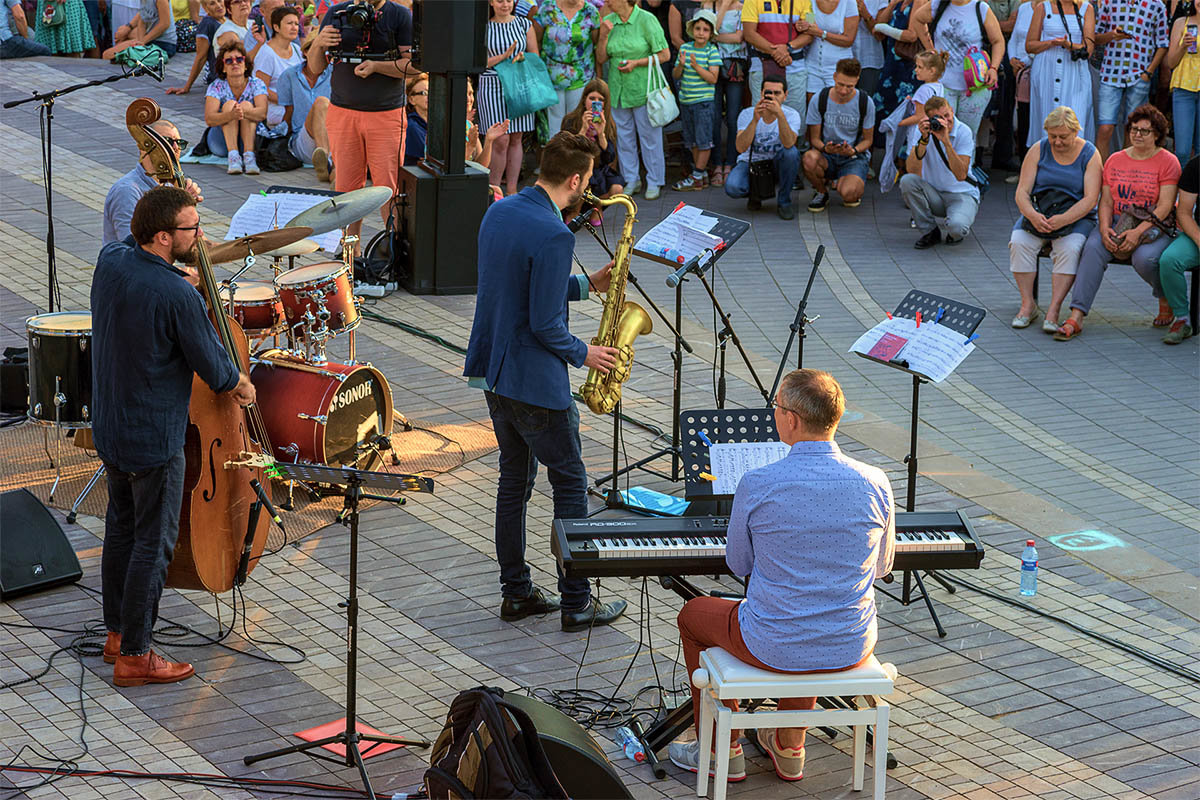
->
<box><xmin>747</xmin><ymin>196</ymin><xmax>762</xmax><ymax>211</ymax></box>
<box><xmin>500</xmin><ymin>588</ymin><xmax>561</xmax><ymax>621</ymax></box>
<box><xmin>914</xmin><ymin>228</ymin><xmax>942</xmax><ymax>249</ymax></box>
<box><xmin>561</xmin><ymin>599</ymin><xmax>628</xmax><ymax>632</ymax></box>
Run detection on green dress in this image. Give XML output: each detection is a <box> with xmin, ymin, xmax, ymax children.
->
<box><xmin>35</xmin><ymin>0</ymin><xmax>96</xmax><ymax>54</ymax></box>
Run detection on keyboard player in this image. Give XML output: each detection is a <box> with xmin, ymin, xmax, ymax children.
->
<box><xmin>669</xmin><ymin>369</ymin><xmax>896</xmax><ymax>783</ymax></box>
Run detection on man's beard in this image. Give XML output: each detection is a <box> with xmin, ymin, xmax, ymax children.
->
<box><xmin>567</xmin><ymin>185</ymin><xmax>586</xmax><ymax>208</ymax></box>
<box><xmin>173</xmin><ymin>240</ymin><xmax>198</xmax><ymax>264</ymax></box>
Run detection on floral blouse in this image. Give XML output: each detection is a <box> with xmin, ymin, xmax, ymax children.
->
<box><xmin>206</xmin><ymin>76</ymin><xmax>268</xmax><ymax>105</ymax></box>
<box><xmin>534</xmin><ymin>0</ymin><xmax>600</xmax><ymax>91</ymax></box>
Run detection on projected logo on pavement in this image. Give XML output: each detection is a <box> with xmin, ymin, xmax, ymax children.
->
<box><xmin>1047</xmin><ymin>530</ymin><xmax>1126</xmax><ymax>552</ymax></box>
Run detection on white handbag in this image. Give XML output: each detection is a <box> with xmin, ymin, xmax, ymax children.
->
<box><xmin>645</xmin><ymin>57</ymin><xmax>679</xmax><ymax>128</ymax></box>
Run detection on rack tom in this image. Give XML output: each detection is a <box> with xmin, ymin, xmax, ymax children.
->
<box><xmin>219</xmin><ymin>281</ymin><xmax>285</xmax><ymax>335</ymax></box>
<box><xmin>26</xmin><ymin>311</ymin><xmax>93</xmax><ymax>427</ymax></box>
<box><xmin>274</xmin><ymin>262</ymin><xmax>359</xmax><ymax>339</ymax></box>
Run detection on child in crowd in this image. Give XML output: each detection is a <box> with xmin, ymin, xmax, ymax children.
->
<box><xmin>897</xmin><ymin>49</ymin><xmax>948</xmax><ymax>129</ymax></box>
<box><xmin>562</xmin><ymin>78</ymin><xmax>624</xmax><ymax>223</ymax></box>
<box><xmin>672</xmin><ymin>9</ymin><xmax>721</xmax><ymax>191</ymax></box>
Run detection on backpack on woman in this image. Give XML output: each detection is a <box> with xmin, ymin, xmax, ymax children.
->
<box><xmin>929</xmin><ymin>0</ymin><xmax>993</xmax><ymax>94</ymax></box>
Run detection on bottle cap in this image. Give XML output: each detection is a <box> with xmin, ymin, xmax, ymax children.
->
<box><xmin>1026</xmin><ymin>539</ymin><xmax>1035</xmax><ymax>546</ymax></box>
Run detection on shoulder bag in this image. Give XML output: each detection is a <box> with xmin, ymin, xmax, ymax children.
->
<box><xmin>645</xmin><ymin>54</ymin><xmax>679</xmax><ymax>127</ymax></box>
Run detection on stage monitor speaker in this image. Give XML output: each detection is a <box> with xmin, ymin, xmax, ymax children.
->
<box><xmin>501</xmin><ymin>691</ymin><xmax>633</xmax><ymax>800</ymax></box>
<box><xmin>397</xmin><ymin>163</ymin><xmax>487</xmax><ymax>295</ymax></box>
<box><xmin>412</xmin><ymin>0</ymin><xmax>487</xmax><ymax>73</ymax></box>
<box><xmin>1</xmin><ymin>488</ymin><xmax>82</xmax><ymax>600</ymax></box>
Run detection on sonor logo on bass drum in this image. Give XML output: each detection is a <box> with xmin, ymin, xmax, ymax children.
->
<box><xmin>333</xmin><ymin>382</ymin><xmax>374</xmax><ymax>410</ymax></box>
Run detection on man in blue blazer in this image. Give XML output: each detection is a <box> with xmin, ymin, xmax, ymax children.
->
<box><xmin>464</xmin><ymin>132</ymin><xmax>628</xmax><ymax>633</ymax></box>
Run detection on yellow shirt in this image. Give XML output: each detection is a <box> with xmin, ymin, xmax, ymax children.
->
<box><xmin>1172</xmin><ymin>23</ymin><xmax>1200</xmax><ymax>91</ymax></box>
<box><xmin>170</xmin><ymin>0</ymin><xmax>191</xmax><ymax>22</ymax></box>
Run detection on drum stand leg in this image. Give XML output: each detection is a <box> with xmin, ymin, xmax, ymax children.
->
<box><xmin>66</xmin><ymin>464</ymin><xmax>105</xmax><ymax>524</ymax></box>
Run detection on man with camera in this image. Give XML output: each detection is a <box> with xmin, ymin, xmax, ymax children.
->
<box><xmin>725</xmin><ymin>75</ymin><xmax>802</xmax><ymax>219</ymax></box>
<box><xmin>802</xmin><ymin>58</ymin><xmax>875</xmax><ymax>212</ymax></box>
<box><xmin>900</xmin><ymin>96</ymin><xmax>980</xmax><ymax>249</ymax></box>
<box><xmin>308</xmin><ymin>0</ymin><xmax>413</xmax><ymax>248</ymax></box>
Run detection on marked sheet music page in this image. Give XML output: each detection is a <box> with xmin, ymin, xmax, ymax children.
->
<box><xmin>226</xmin><ymin>192</ymin><xmax>343</xmax><ymax>252</ymax></box>
<box><xmin>710</xmin><ymin>441</ymin><xmax>791</xmax><ymax>494</ymax></box>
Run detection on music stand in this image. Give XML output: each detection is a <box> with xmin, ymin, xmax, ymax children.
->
<box><xmin>243</xmin><ymin>462</ymin><xmax>434</xmax><ymax>798</ymax></box>
<box><xmin>854</xmin><ymin>290</ymin><xmax>985</xmax><ymax>637</ymax></box>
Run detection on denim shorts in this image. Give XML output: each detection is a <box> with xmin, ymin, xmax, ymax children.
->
<box><xmin>1097</xmin><ymin>80</ymin><xmax>1151</xmax><ymax>126</ymax></box>
<box><xmin>825</xmin><ymin>151</ymin><xmax>869</xmax><ymax>182</ymax></box>
<box><xmin>680</xmin><ymin>100</ymin><xmax>716</xmax><ymax>150</ymax></box>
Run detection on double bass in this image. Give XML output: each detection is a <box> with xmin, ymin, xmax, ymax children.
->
<box><xmin>125</xmin><ymin>98</ymin><xmax>273</xmax><ymax>593</ymax></box>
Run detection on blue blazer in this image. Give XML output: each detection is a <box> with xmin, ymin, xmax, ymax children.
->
<box><xmin>464</xmin><ymin>186</ymin><xmax>589</xmax><ymax>410</ymax></box>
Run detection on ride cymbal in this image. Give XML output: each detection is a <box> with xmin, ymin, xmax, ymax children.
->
<box><xmin>284</xmin><ymin>186</ymin><xmax>393</xmax><ymax>235</ymax></box>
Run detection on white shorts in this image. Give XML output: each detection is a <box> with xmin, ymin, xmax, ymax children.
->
<box><xmin>289</xmin><ymin>124</ymin><xmax>316</xmax><ymax>165</ymax></box>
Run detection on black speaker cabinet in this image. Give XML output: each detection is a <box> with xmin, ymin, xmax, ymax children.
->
<box><xmin>501</xmin><ymin>691</ymin><xmax>633</xmax><ymax>800</ymax></box>
<box><xmin>397</xmin><ymin>163</ymin><xmax>488</xmax><ymax>295</ymax></box>
<box><xmin>1</xmin><ymin>488</ymin><xmax>82</xmax><ymax>600</ymax></box>
<box><xmin>412</xmin><ymin>0</ymin><xmax>487</xmax><ymax>73</ymax></box>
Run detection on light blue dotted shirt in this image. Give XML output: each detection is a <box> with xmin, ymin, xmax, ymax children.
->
<box><xmin>727</xmin><ymin>440</ymin><xmax>896</xmax><ymax>672</ymax></box>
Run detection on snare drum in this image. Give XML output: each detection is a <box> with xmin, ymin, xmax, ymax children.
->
<box><xmin>26</xmin><ymin>311</ymin><xmax>93</xmax><ymax>427</ymax></box>
<box><xmin>219</xmin><ymin>282</ymin><xmax>285</xmax><ymax>334</ymax></box>
<box><xmin>250</xmin><ymin>351</ymin><xmax>393</xmax><ymax>467</ymax></box>
<box><xmin>274</xmin><ymin>262</ymin><xmax>359</xmax><ymax>337</ymax></box>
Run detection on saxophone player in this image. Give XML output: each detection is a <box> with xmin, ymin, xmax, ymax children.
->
<box><xmin>464</xmin><ymin>132</ymin><xmax>629</xmax><ymax>633</ymax></box>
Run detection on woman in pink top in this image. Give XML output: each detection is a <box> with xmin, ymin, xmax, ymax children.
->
<box><xmin>1055</xmin><ymin>104</ymin><xmax>1181</xmax><ymax>341</ymax></box>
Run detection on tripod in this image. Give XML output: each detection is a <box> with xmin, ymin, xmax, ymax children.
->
<box><xmin>243</xmin><ymin>463</ymin><xmax>434</xmax><ymax>797</ymax></box>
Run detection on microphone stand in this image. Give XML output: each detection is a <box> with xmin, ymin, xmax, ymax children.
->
<box><xmin>767</xmin><ymin>245</ymin><xmax>825</xmax><ymax>405</ymax></box>
<box><xmin>693</xmin><ymin>269</ymin><xmax>769</xmax><ymax>405</ymax></box>
<box><xmin>3</xmin><ymin>64</ymin><xmax>162</xmax><ymax>312</ymax></box>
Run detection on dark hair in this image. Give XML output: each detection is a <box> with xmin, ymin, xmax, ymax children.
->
<box><xmin>539</xmin><ymin>132</ymin><xmax>601</xmax><ymax>186</ymax></box>
<box><xmin>270</xmin><ymin>5</ymin><xmax>300</xmax><ymax>30</ymax></box>
<box><xmin>224</xmin><ymin>0</ymin><xmax>249</xmax><ymax>15</ymax></box>
<box><xmin>1125</xmin><ymin>103</ymin><xmax>1169</xmax><ymax>147</ymax></box>
<box><xmin>215</xmin><ymin>39</ymin><xmax>254</xmax><ymax>79</ymax></box>
<box><xmin>835</xmin><ymin>58</ymin><xmax>861</xmax><ymax>78</ymax></box>
<box><xmin>131</xmin><ymin>186</ymin><xmax>197</xmax><ymax>245</ymax></box>
<box><xmin>761</xmin><ymin>75</ymin><xmax>788</xmax><ymax>93</ymax></box>
<box><xmin>562</xmin><ymin>78</ymin><xmax>618</xmax><ymax>148</ymax></box>
<box><xmin>777</xmin><ymin>369</ymin><xmax>845</xmax><ymax>433</ymax></box>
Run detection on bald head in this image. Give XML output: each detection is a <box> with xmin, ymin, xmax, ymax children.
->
<box><xmin>139</xmin><ymin>120</ymin><xmax>182</xmax><ymax>171</ymax></box>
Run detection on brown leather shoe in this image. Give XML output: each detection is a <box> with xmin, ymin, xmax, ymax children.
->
<box><xmin>113</xmin><ymin>650</ymin><xmax>195</xmax><ymax>687</ymax></box>
<box><xmin>103</xmin><ymin>632</ymin><xmax>121</xmax><ymax>664</ymax></box>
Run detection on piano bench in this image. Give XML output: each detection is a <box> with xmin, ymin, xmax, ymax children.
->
<box><xmin>692</xmin><ymin>648</ymin><xmax>897</xmax><ymax>800</ymax></box>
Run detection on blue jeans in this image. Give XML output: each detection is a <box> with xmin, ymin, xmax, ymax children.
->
<box><xmin>1098</xmin><ymin>80</ymin><xmax>1151</xmax><ymax>126</ymax></box>
<box><xmin>725</xmin><ymin>147</ymin><xmax>801</xmax><ymax>208</ymax></box>
<box><xmin>101</xmin><ymin>449</ymin><xmax>185</xmax><ymax>656</ymax></box>
<box><xmin>1173</xmin><ymin>89</ymin><xmax>1200</xmax><ymax>163</ymax></box>
<box><xmin>0</xmin><ymin>35</ymin><xmax>51</xmax><ymax>58</ymax></box>
<box><xmin>485</xmin><ymin>391</ymin><xmax>591</xmax><ymax>611</ymax></box>
<box><xmin>207</xmin><ymin>125</ymin><xmax>253</xmax><ymax>157</ymax></box>
<box><xmin>714</xmin><ymin>76</ymin><xmax>745</xmax><ymax>166</ymax></box>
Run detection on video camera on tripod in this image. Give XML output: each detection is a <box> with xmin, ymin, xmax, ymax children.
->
<box><xmin>326</xmin><ymin>0</ymin><xmax>399</xmax><ymax>64</ymax></box>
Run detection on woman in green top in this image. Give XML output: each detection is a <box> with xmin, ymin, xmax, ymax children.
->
<box><xmin>598</xmin><ymin>0</ymin><xmax>671</xmax><ymax>200</ymax></box>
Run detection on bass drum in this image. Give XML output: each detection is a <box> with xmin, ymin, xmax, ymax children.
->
<box><xmin>250</xmin><ymin>351</ymin><xmax>394</xmax><ymax>468</ymax></box>
<box><xmin>26</xmin><ymin>311</ymin><xmax>92</xmax><ymax>427</ymax></box>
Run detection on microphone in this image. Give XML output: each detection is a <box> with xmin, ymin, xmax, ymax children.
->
<box><xmin>250</xmin><ymin>479</ymin><xmax>285</xmax><ymax>534</ymax></box>
<box><xmin>566</xmin><ymin>210</ymin><xmax>592</xmax><ymax>232</ymax></box>
<box><xmin>127</xmin><ymin>51</ymin><xmax>165</xmax><ymax>82</ymax></box>
<box><xmin>665</xmin><ymin>245</ymin><xmax>721</xmax><ymax>288</ymax></box>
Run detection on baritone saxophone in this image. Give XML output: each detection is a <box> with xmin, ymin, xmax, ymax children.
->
<box><xmin>578</xmin><ymin>191</ymin><xmax>653</xmax><ymax>415</ymax></box>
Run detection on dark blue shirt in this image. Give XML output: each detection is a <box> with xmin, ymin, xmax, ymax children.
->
<box><xmin>90</xmin><ymin>237</ymin><xmax>239</xmax><ymax>472</ymax></box>
<box><xmin>404</xmin><ymin>110</ymin><xmax>427</xmax><ymax>166</ymax></box>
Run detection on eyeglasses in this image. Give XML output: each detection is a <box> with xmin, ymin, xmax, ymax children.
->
<box><xmin>412</xmin><ymin>90</ymin><xmax>429</xmax><ymax>96</ymax></box>
<box><xmin>170</xmin><ymin>224</ymin><xmax>202</xmax><ymax>234</ymax></box>
<box><xmin>1128</xmin><ymin>126</ymin><xmax>1155</xmax><ymax>137</ymax></box>
<box><xmin>224</xmin><ymin>55</ymin><xmax>245</xmax><ymax>64</ymax></box>
<box><xmin>773</xmin><ymin>403</ymin><xmax>801</xmax><ymax>416</ymax></box>
<box><xmin>167</xmin><ymin>137</ymin><xmax>188</xmax><ymax>149</ymax></box>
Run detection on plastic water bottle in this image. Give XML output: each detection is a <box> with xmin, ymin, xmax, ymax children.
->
<box><xmin>1020</xmin><ymin>539</ymin><xmax>1038</xmax><ymax>596</ymax></box>
<box><xmin>614</xmin><ymin>726</ymin><xmax>646</xmax><ymax>762</ymax></box>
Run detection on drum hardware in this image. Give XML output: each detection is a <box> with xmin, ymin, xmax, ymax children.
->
<box><xmin>283</xmin><ymin>186</ymin><xmax>393</xmax><ymax>236</ymax></box>
<box><xmin>297</xmin><ymin>412</ymin><xmax>328</xmax><ymax>424</ymax></box>
<box><xmin>206</xmin><ymin>226</ymin><xmax>315</xmax><ymax>265</ymax></box>
<box><xmin>66</xmin><ymin>465</ymin><xmax>106</xmax><ymax>524</ymax></box>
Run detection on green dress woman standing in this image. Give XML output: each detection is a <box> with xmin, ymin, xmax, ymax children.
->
<box><xmin>36</xmin><ymin>0</ymin><xmax>96</xmax><ymax>55</ymax></box>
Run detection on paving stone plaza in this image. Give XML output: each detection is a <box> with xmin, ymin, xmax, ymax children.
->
<box><xmin>1</xmin><ymin>56</ymin><xmax>1198</xmax><ymax>799</ymax></box>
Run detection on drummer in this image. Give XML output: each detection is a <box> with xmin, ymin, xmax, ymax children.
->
<box><xmin>102</xmin><ymin>119</ymin><xmax>204</xmax><ymax>249</ymax></box>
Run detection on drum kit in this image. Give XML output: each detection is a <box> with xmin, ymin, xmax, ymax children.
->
<box><xmin>23</xmin><ymin>186</ymin><xmax>404</xmax><ymax>521</ymax></box>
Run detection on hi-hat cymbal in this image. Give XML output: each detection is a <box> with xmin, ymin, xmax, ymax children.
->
<box><xmin>264</xmin><ymin>238</ymin><xmax>321</xmax><ymax>257</ymax></box>
<box><xmin>206</xmin><ymin>226</ymin><xmax>315</xmax><ymax>264</ymax></box>
<box><xmin>284</xmin><ymin>186</ymin><xmax>393</xmax><ymax>235</ymax></box>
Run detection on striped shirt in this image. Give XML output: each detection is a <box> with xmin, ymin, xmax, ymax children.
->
<box><xmin>677</xmin><ymin>41</ymin><xmax>721</xmax><ymax>104</ymax></box>
<box><xmin>742</xmin><ymin>0</ymin><xmax>813</xmax><ymax>76</ymax></box>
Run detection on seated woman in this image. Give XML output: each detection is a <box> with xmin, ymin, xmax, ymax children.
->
<box><xmin>165</xmin><ymin>0</ymin><xmax>227</xmax><ymax>95</ymax></box>
<box><xmin>1009</xmin><ymin>106</ymin><xmax>1102</xmax><ymax>332</ymax></box>
<box><xmin>102</xmin><ymin>0</ymin><xmax>178</xmax><ymax>58</ymax></box>
<box><xmin>204</xmin><ymin>39</ymin><xmax>268</xmax><ymax>174</ymax></box>
<box><xmin>561</xmin><ymin>78</ymin><xmax>624</xmax><ymax>225</ymax></box>
<box><xmin>253</xmin><ymin>5</ymin><xmax>303</xmax><ymax>132</ymax></box>
<box><xmin>404</xmin><ymin>72</ymin><xmax>430</xmax><ymax>168</ymax></box>
<box><xmin>671</xmin><ymin>369</ymin><xmax>894</xmax><ymax>784</ymax></box>
<box><xmin>1158</xmin><ymin>155</ymin><xmax>1199</xmax><ymax>344</ymax></box>
<box><xmin>1055</xmin><ymin>105</ymin><xmax>1181</xmax><ymax>341</ymax></box>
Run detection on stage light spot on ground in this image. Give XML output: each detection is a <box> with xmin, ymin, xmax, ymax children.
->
<box><xmin>1048</xmin><ymin>530</ymin><xmax>1126</xmax><ymax>552</ymax></box>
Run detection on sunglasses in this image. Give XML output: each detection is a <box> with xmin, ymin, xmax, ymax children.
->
<box><xmin>166</xmin><ymin>137</ymin><xmax>188</xmax><ymax>149</ymax></box>
<box><xmin>224</xmin><ymin>55</ymin><xmax>245</xmax><ymax>64</ymax></box>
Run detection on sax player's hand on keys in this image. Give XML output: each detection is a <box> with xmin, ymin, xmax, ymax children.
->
<box><xmin>590</xmin><ymin>260</ymin><xmax>614</xmax><ymax>293</ymax></box>
<box><xmin>585</xmin><ymin>345</ymin><xmax>619</xmax><ymax>374</ymax></box>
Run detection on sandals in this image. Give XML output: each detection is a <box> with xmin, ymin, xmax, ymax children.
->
<box><xmin>1153</xmin><ymin>310</ymin><xmax>1174</xmax><ymax>327</ymax></box>
<box><xmin>710</xmin><ymin>169</ymin><xmax>726</xmax><ymax>187</ymax></box>
<box><xmin>1053</xmin><ymin>318</ymin><xmax>1083</xmax><ymax>341</ymax></box>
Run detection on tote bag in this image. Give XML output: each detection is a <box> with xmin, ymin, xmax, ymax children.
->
<box><xmin>645</xmin><ymin>58</ymin><xmax>679</xmax><ymax>128</ymax></box>
<box><xmin>494</xmin><ymin>52</ymin><xmax>557</xmax><ymax>119</ymax></box>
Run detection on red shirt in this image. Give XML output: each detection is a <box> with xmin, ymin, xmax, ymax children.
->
<box><xmin>1103</xmin><ymin>148</ymin><xmax>1181</xmax><ymax>215</ymax></box>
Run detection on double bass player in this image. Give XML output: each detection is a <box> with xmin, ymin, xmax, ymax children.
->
<box><xmin>93</xmin><ymin>186</ymin><xmax>256</xmax><ymax>687</ymax></box>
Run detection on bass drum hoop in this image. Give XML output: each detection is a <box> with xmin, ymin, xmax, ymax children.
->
<box><xmin>26</xmin><ymin>312</ymin><xmax>93</xmax><ymax>428</ymax></box>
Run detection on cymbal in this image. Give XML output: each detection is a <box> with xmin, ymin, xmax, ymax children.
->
<box><xmin>284</xmin><ymin>186</ymin><xmax>393</xmax><ymax>235</ymax></box>
<box><xmin>206</xmin><ymin>226</ymin><xmax>315</xmax><ymax>264</ymax></box>
<box><xmin>264</xmin><ymin>238</ymin><xmax>321</xmax><ymax>257</ymax></box>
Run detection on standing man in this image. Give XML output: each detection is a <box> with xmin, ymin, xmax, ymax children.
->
<box><xmin>1094</xmin><ymin>0</ymin><xmax>1169</xmax><ymax>162</ymax></box>
<box><xmin>803</xmin><ymin>58</ymin><xmax>876</xmax><ymax>211</ymax></box>
<box><xmin>0</xmin><ymin>0</ymin><xmax>51</xmax><ymax>58</ymax></box>
<box><xmin>900</xmin><ymin>96</ymin><xmax>981</xmax><ymax>248</ymax></box>
<box><xmin>102</xmin><ymin>119</ymin><xmax>203</xmax><ymax>247</ymax></box>
<box><xmin>725</xmin><ymin>75</ymin><xmax>803</xmax><ymax>217</ymax></box>
<box><xmin>464</xmin><ymin>132</ymin><xmax>628</xmax><ymax>633</ymax></box>
<box><xmin>741</xmin><ymin>0</ymin><xmax>813</xmax><ymax>115</ymax></box>
<box><xmin>308</xmin><ymin>0</ymin><xmax>412</xmax><ymax>248</ymax></box>
<box><xmin>93</xmin><ymin>186</ymin><xmax>256</xmax><ymax>687</ymax></box>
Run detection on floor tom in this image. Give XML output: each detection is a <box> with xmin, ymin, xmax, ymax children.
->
<box><xmin>26</xmin><ymin>311</ymin><xmax>92</xmax><ymax>427</ymax></box>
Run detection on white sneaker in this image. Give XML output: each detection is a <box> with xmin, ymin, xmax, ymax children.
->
<box><xmin>227</xmin><ymin>151</ymin><xmax>243</xmax><ymax>175</ymax></box>
<box><xmin>242</xmin><ymin>151</ymin><xmax>260</xmax><ymax>175</ymax></box>
<box><xmin>667</xmin><ymin>739</ymin><xmax>746</xmax><ymax>781</ymax></box>
<box><xmin>644</xmin><ymin>184</ymin><xmax>661</xmax><ymax>201</ymax></box>
<box><xmin>626</xmin><ymin>178</ymin><xmax>643</xmax><ymax>196</ymax></box>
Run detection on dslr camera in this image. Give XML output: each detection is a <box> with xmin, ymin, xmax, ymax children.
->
<box><xmin>330</xmin><ymin>0</ymin><xmax>374</xmax><ymax>31</ymax></box>
<box><xmin>1068</xmin><ymin>45</ymin><xmax>1089</xmax><ymax>61</ymax></box>
<box><xmin>327</xmin><ymin>0</ymin><xmax>397</xmax><ymax>62</ymax></box>
<box><xmin>928</xmin><ymin>115</ymin><xmax>944</xmax><ymax>132</ymax></box>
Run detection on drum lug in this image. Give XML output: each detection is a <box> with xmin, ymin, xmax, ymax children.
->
<box><xmin>33</xmin><ymin>402</ymin><xmax>42</xmax><ymax>416</ymax></box>
<box><xmin>82</xmin><ymin>405</ymin><xmax>88</xmax><ymax>420</ymax></box>
<box><xmin>79</xmin><ymin>338</ymin><xmax>87</xmax><ymax>351</ymax></box>
<box><xmin>297</xmin><ymin>412</ymin><xmax>328</xmax><ymax>425</ymax></box>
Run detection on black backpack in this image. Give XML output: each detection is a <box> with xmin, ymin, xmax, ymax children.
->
<box><xmin>424</xmin><ymin>687</ymin><xmax>569</xmax><ymax>800</ymax></box>
<box><xmin>817</xmin><ymin>87</ymin><xmax>870</xmax><ymax>147</ymax></box>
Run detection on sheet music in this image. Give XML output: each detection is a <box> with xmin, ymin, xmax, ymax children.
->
<box><xmin>635</xmin><ymin>208</ymin><xmax>724</xmax><ymax>261</ymax></box>
<box><xmin>226</xmin><ymin>192</ymin><xmax>343</xmax><ymax>253</ymax></box>
<box><xmin>709</xmin><ymin>441</ymin><xmax>791</xmax><ymax>494</ymax></box>
<box><xmin>849</xmin><ymin>316</ymin><xmax>975</xmax><ymax>382</ymax></box>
